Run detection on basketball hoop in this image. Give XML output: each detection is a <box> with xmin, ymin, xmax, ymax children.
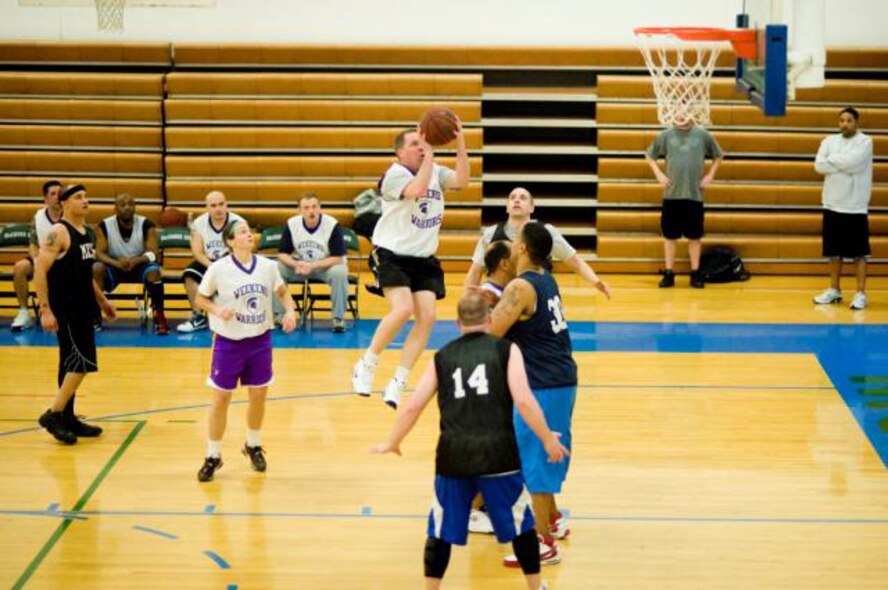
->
<box><xmin>95</xmin><ymin>0</ymin><xmax>126</xmax><ymax>32</ymax></box>
<box><xmin>634</xmin><ymin>27</ymin><xmax>756</xmax><ymax>127</ymax></box>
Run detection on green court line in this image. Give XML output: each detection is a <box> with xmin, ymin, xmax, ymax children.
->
<box><xmin>11</xmin><ymin>421</ymin><xmax>146</xmax><ymax>590</ymax></box>
<box><xmin>167</xmin><ymin>420</ymin><xmax>197</xmax><ymax>423</ymax></box>
<box><xmin>865</xmin><ymin>401</ymin><xmax>888</xmax><ymax>409</ymax></box>
<box><xmin>880</xmin><ymin>418</ymin><xmax>888</xmax><ymax>434</ymax></box>
<box><xmin>858</xmin><ymin>388</ymin><xmax>888</xmax><ymax>396</ymax></box>
<box><xmin>851</xmin><ymin>376</ymin><xmax>888</xmax><ymax>383</ymax></box>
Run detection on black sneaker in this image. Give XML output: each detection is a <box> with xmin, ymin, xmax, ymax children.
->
<box><xmin>690</xmin><ymin>270</ymin><xmax>706</xmax><ymax>289</ymax></box>
<box><xmin>242</xmin><ymin>444</ymin><xmax>267</xmax><ymax>472</ymax></box>
<box><xmin>197</xmin><ymin>457</ymin><xmax>223</xmax><ymax>482</ymax></box>
<box><xmin>658</xmin><ymin>270</ymin><xmax>675</xmax><ymax>288</ymax></box>
<box><xmin>66</xmin><ymin>415</ymin><xmax>103</xmax><ymax>438</ymax></box>
<box><xmin>39</xmin><ymin>410</ymin><xmax>77</xmax><ymax>445</ymax></box>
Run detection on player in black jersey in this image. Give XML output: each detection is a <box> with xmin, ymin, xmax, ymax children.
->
<box><xmin>373</xmin><ymin>292</ymin><xmax>567</xmax><ymax>590</ymax></box>
<box><xmin>34</xmin><ymin>185</ymin><xmax>117</xmax><ymax>445</ymax></box>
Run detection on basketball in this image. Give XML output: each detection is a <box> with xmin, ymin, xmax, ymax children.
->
<box><xmin>419</xmin><ymin>108</ymin><xmax>459</xmax><ymax>146</ymax></box>
<box><xmin>159</xmin><ymin>207</ymin><xmax>187</xmax><ymax>228</ymax></box>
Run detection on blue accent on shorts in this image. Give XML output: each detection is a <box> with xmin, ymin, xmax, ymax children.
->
<box><xmin>514</xmin><ymin>386</ymin><xmax>577</xmax><ymax>494</ymax></box>
<box><xmin>428</xmin><ymin>471</ymin><xmax>534</xmax><ymax>545</ymax></box>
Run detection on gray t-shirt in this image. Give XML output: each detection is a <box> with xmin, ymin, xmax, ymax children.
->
<box><xmin>470</xmin><ymin>221</ymin><xmax>576</xmax><ymax>267</ymax></box>
<box><xmin>646</xmin><ymin>126</ymin><xmax>723</xmax><ymax>202</ymax></box>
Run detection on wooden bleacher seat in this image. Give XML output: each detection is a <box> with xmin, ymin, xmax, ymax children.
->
<box><xmin>597</xmin><ymin>129</ymin><xmax>888</xmax><ymax>157</ymax></box>
<box><xmin>166</xmin><ymin>72</ymin><xmax>482</xmax><ymax>98</ymax></box>
<box><xmin>164</xmin><ymin>155</ymin><xmax>482</xmax><ymax>179</ymax></box>
<box><xmin>0</xmin><ymin>177</ymin><xmax>163</xmax><ymax>203</ymax></box>
<box><xmin>0</xmin><ymin>42</ymin><xmax>171</xmax><ymax>66</ymax></box>
<box><xmin>0</xmin><ymin>125</ymin><xmax>162</xmax><ymax>151</ymax></box>
<box><xmin>164</xmin><ymin>126</ymin><xmax>483</xmax><ymax>152</ymax></box>
<box><xmin>0</xmin><ymin>99</ymin><xmax>162</xmax><ymax>125</ymax></box>
<box><xmin>596</xmin><ymin>103</ymin><xmax>888</xmax><ymax>130</ymax></box>
<box><xmin>598</xmin><ymin>158</ymin><xmax>888</xmax><ymax>183</ymax></box>
<box><xmin>164</xmin><ymin>99</ymin><xmax>481</xmax><ymax>125</ymax></box>
<box><xmin>0</xmin><ymin>202</ymin><xmax>162</xmax><ymax>225</ymax></box>
<box><xmin>0</xmin><ymin>151</ymin><xmax>163</xmax><ymax>177</ymax></box>
<box><xmin>0</xmin><ymin>72</ymin><xmax>164</xmax><ymax>99</ymax></box>
<box><xmin>164</xmin><ymin>180</ymin><xmax>483</xmax><ymax>205</ymax></box>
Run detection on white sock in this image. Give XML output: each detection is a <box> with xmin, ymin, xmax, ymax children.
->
<box><xmin>362</xmin><ymin>351</ymin><xmax>379</xmax><ymax>366</ymax></box>
<box><xmin>19</xmin><ymin>306</ymin><xmax>29</xmax><ymax>312</ymax></box>
<box><xmin>207</xmin><ymin>439</ymin><xmax>222</xmax><ymax>458</ymax></box>
<box><xmin>394</xmin><ymin>366</ymin><xmax>410</xmax><ymax>383</ymax></box>
<box><xmin>246</xmin><ymin>429</ymin><xmax>262</xmax><ymax>448</ymax></box>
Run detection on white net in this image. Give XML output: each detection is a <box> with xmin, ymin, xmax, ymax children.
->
<box><xmin>95</xmin><ymin>0</ymin><xmax>126</xmax><ymax>33</ymax></box>
<box><xmin>635</xmin><ymin>31</ymin><xmax>728</xmax><ymax>128</ymax></box>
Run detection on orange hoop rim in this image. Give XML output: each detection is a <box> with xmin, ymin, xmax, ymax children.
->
<box><xmin>634</xmin><ymin>27</ymin><xmax>757</xmax><ymax>59</ymax></box>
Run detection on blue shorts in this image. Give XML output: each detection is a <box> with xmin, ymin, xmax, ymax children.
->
<box><xmin>428</xmin><ymin>471</ymin><xmax>534</xmax><ymax>545</ymax></box>
<box><xmin>514</xmin><ymin>386</ymin><xmax>577</xmax><ymax>494</ymax></box>
<box><xmin>105</xmin><ymin>262</ymin><xmax>161</xmax><ymax>292</ymax></box>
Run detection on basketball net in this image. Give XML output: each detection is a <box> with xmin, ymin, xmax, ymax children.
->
<box><xmin>95</xmin><ymin>0</ymin><xmax>126</xmax><ymax>33</ymax></box>
<box><xmin>634</xmin><ymin>29</ymin><xmax>727</xmax><ymax>128</ymax></box>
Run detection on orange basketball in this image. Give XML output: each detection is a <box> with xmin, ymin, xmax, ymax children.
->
<box><xmin>419</xmin><ymin>108</ymin><xmax>459</xmax><ymax>146</ymax></box>
<box><xmin>159</xmin><ymin>207</ymin><xmax>187</xmax><ymax>228</ymax></box>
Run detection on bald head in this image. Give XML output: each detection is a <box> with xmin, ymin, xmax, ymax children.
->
<box><xmin>457</xmin><ymin>292</ymin><xmax>490</xmax><ymax>328</ymax></box>
<box><xmin>205</xmin><ymin>191</ymin><xmax>228</xmax><ymax>220</ymax></box>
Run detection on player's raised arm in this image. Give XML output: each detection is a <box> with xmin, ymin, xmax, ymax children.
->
<box><xmin>489</xmin><ymin>278</ymin><xmax>534</xmax><ymax>337</ymax></box>
<box><xmin>371</xmin><ymin>358</ymin><xmax>439</xmax><ymax>456</ymax></box>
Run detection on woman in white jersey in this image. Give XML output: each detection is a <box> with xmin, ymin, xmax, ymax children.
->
<box><xmin>352</xmin><ymin>125</ymin><xmax>470</xmax><ymax>409</ymax></box>
<box><xmin>195</xmin><ymin>220</ymin><xmax>297</xmax><ymax>482</ymax></box>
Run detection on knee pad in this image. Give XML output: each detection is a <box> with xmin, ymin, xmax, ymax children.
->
<box><xmin>511</xmin><ymin>530</ymin><xmax>541</xmax><ymax>575</ymax></box>
<box><xmin>423</xmin><ymin>537</ymin><xmax>452</xmax><ymax>579</ymax></box>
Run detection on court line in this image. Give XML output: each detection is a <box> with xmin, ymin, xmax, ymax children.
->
<box><xmin>0</xmin><ymin>509</ymin><xmax>88</xmax><ymax>521</ymax></box>
<box><xmin>0</xmin><ymin>383</ymin><xmax>834</xmax><ymax>438</ymax></box>
<box><xmin>10</xmin><ymin>421</ymin><xmax>146</xmax><ymax>590</ymax></box>
<box><xmin>132</xmin><ymin>525</ymin><xmax>178</xmax><ymax>540</ymax></box>
<box><xmin>204</xmin><ymin>550</ymin><xmax>231</xmax><ymax>570</ymax></box>
<box><xmin>2</xmin><ymin>508</ymin><xmax>885</xmax><ymax>526</ymax></box>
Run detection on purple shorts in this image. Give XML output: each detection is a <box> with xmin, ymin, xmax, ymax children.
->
<box><xmin>207</xmin><ymin>331</ymin><xmax>273</xmax><ymax>392</ymax></box>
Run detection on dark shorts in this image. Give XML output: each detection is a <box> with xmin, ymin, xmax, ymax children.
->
<box><xmin>428</xmin><ymin>471</ymin><xmax>535</xmax><ymax>545</ymax></box>
<box><xmin>822</xmin><ymin>210</ymin><xmax>870</xmax><ymax>259</ymax></box>
<box><xmin>207</xmin><ymin>331</ymin><xmax>273</xmax><ymax>391</ymax></box>
<box><xmin>57</xmin><ymin>315</ymin><xmax>98</xmax><ymax>376</ymax></box>
<box><xmin>661</xmin><ymin>199</ymin><xmax>705</xmax><ymax>240</ymax></box>
<box><xmin>182</xmin><ymin>261</ymin><xmax>208</xmax><ymax>283</ymax></box>
<box><xmin>368</xmin><ymin>247</ymin><xmax>446</xmax><ymax>300</ymax></box>
<box><xmin>104</xmin><ymin>262</ymin><xmax>162</xmax><ymax>292</ymax></box>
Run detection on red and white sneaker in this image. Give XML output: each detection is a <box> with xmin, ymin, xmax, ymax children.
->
<box><xmin>503</xmin><ymin>536</ymin><xmax>561</xmax><ymax>568</ymax></box>
<box><xmin>550</xmin><ymin>511</ymin><xmax>570</xmax><ymax>540</ymax></box>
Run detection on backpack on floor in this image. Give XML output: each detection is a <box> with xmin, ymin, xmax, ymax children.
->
<box><xmin>700</xmin><ymin>246</ymin><xmax>751</xmax><ymax>283</ymax></box>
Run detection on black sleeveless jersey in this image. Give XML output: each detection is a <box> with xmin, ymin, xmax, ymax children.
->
<box><xmin>505</xmin><ymin>270</ymin><xmax>577</xmax><ymax>389</ymax></box>
<box><xmin>434</xmin><ymin>332</ymin><xmax>521</xmax><ymax>477</ymax></box>
<box><xmin>48</xmin><ymin>220</ymin><xmax>97</xmax><ymax>318</ymax></box>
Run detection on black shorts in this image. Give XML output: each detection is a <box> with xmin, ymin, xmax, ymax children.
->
<box><xmin>57</xmin><ymin>314</ymin><xmax>98</xmax><ymax>376</ymax></box>
<box><xmin>368</xmin><ymin>247</ymin><xmax>446</xmax><ymax>300</ymax></box>
<box><xmin>661</xmin><ymin>199</ymin><xmax>705</xmax><ymax>240</ymax></box>
<box><xmin>823</xmin><ymin>210</ymin><xmax>870</xmax><ymax>258</ymax></box>
<box><xmin>182</xmin><ymin>261</ymin><xmax>208</xmax><ymax>283</ymax></box>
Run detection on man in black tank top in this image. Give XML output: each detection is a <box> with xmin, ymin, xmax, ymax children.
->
<box><xmin>34</xmin><ymin>185</ymin><xmax>117</xmax><ymax>445</ymax></box>
<box><xmin>373</xmin><ymin>292</ymin><xmax>567</xmax><ymax>590</ymax></box>
<box><xmin>489</xmin><ymin>222</ymin><xmax>579</xmax><ymax>565</ymax></box>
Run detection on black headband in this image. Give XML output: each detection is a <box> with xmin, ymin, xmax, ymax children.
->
<box><xmin>59</xmin><ymin>184</ymin><xmax>86</xmax><ymax>202</ymax></box>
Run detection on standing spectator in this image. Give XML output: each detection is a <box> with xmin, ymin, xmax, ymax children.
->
<box><xmin>276</xmin><ymin>193</ymin><xmax>350</xmax><ymax>333</ymax></box>
<box><xmin>813</xmin><ymin>107</ymin><xmax>874</xmax><ymax>310</ymax></box>
<box><xmin>645</xmin><ymin>110</ymin><xmax>723</xmax><ymax>288</ymax></box>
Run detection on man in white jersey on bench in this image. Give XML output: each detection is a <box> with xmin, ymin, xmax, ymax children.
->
<box><xmin>178</xmin><ymin>191</ymin><xmax>246</xmax><ymax>333</ymax></box>
<box><xmin>10</xmin><ymin>180</ymin><xmax>62</xmax><ymax>331</ymax></box>
<box><xmin>353</xmin><ymin>124</ymin><xmax>469</xmax><ymax>408</ymax></box>
<box><xmin>91</xmin><ymin>193</ymin><xmax>168</xmax><ymax>334</ymax></box>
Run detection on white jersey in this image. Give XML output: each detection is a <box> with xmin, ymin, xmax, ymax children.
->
<box><xmin>192</xmin><ymin>211</ymin><xmax>246</xmax><ymax>262</ymax></box>
<box><xmin>815</xmin><ymin>132</ymin><xmax>873</xmax><ymax>214</ymax></box>
<box><xmin>102</xmin><ymin>214</ymin><xmax>148</xmax><ymax>259</ymax></box>
<box><xmin>198</xmin><ymin>254</ymin><xmax>284</xmax><ymax>340</ymax></box>
<box><xmin>470</xmin><ymin>220</ymin><xmax>577</xmax><ymax>267</ymax></box>
<box><xmin>284</xmin><ymin>213</ymin><xmax>342</xmax><ymax>261</ymax></box>
<box><xmin>33</xmin><ymin>207</ymin><xmax>58</xmax><ymax>247</ymax></box>
<box><xmin>372</xmin><ymin>162</ymin><xmax>454</xmax><ymax>258</ymax></box>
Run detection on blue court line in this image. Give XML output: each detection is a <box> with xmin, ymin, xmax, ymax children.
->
<box><xmin>46</xmin><ymin>503</ymin><xmax>58</xmax><ymax>513</ymax></box>
<box><xmin>227</xmin><ymin>585</ymin><xmax>238</xmax><ymax>590</ymax></box>
<box><xmin>2</xmin><ymin>508</ymin><xmax>885</xmax><ymax>526</ymax></box>
<box><xmin>0</xmin><ymin>509</ymin><xmax>88</xmax><ymax>521</ymax></box>
<box><xmin>132</xmin><ymin>525</ymin><xmax>178</xmax><ymax>540</ymax></box>
<box><xmin>204</xmin><ymin>550</ymin><xmax>231</xmax><ymax>570</ymax></box>
<box><xmin>204</xmin><ymin>505</ymin><xmax>216</xmax><ymax>514</ymax></box>
<box><xmin>360</xmin><ymin>506</ymin><xmax>373</xmax><ymax>516</ymax></box>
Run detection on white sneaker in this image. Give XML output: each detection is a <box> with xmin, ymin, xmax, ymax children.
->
<box><xmin>11</xmin><ymin>308</ymin><xmax>33</xmax><ymax>331</ymax></box>
<box><xmin>469</xmin><ymin>509</ymin><xmax>494</xmax><ymax>534</ymax></box>
<box><xmin>177</xmin><ymin>314</ymin><xmax>208</xmax><ymax>333</ymax></box>
<box><xmin>850</xmin><ymin>292</ymin><xmax>867</xmax><ymax>310</ymax></box>
<box><xmin>503</xmin><ymin>536</ymin><xmax>561</xmax><ymax>568</ymax></box>
<box><xmin>352</xmin><ymin>358</ymin><xmax>376</xmax><ymax>396</ymax></box>
<box><xmin>549</xmin><ymin>512</ymin><xmax>570</xmax><ymax>540</ymax></box>
<box><xmin>813</xmin><ymin>288</ymin><xmax>842</xmax><ymax>305</ymax></box>
<box><xmin>382</xmin><ymin>377</ymin><xmax>406</xmax><ymax>409</ymax></box>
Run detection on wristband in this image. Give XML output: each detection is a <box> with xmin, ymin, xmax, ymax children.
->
<box><xmin>145</xmin><ymin>251</ymin><xmax>156</xmax><ymax>263</ymax></box>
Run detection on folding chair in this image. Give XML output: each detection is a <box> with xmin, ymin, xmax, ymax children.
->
<box><xmin>304</xmin><ymin>226</ymin><xmax>362</xmax><ymax>322</ymax></box>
